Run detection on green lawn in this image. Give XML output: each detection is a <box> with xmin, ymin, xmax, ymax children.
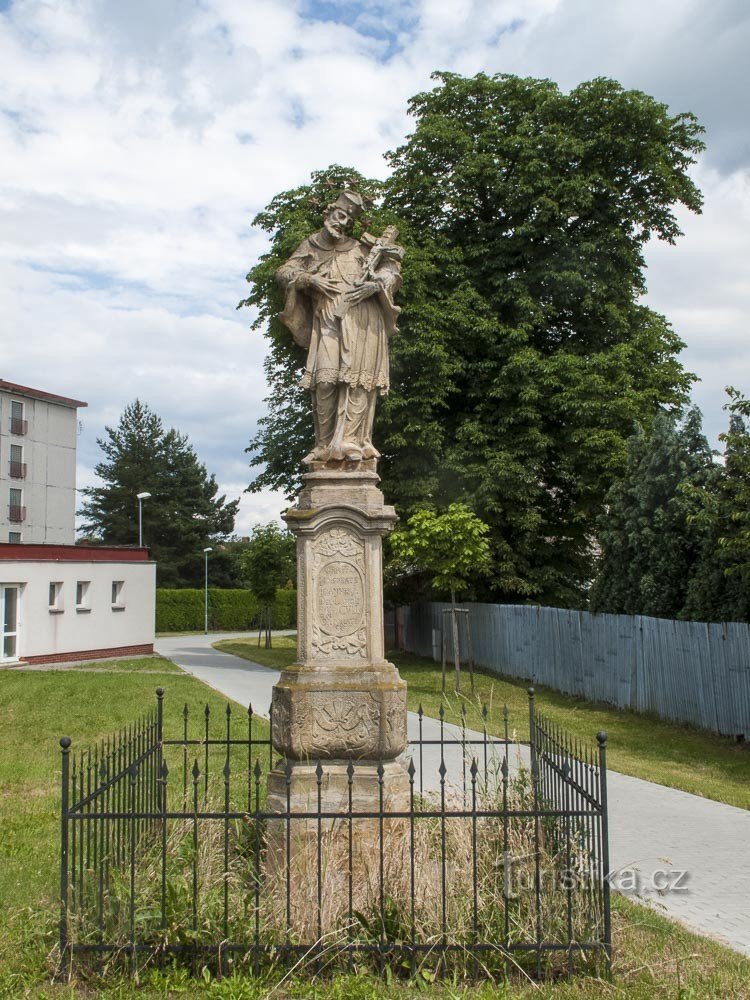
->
<box><xmin>215</xmin><ymin>636</ymin><xmax>750</xmax><ymax>811</ymax></box>
<box><xmin>1</xmin><ymin>654</ymin><xmax>748</xmax><ymax>998</ymax></box>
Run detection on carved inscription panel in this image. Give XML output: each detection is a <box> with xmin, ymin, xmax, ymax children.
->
<box><xmin>318</xmin><ymin>561</ymin><xmax>364</xmax><ymax>636</ymax></box>
<box><xmin>311</xmin><ymin>527</ymin><xmax>367</xmax><ymax>658</ymax></box>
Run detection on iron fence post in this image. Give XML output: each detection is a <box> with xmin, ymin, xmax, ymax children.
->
<box><xmin>156</xmin><ymin>688</ymin><xmax>164</xmax><ymax>814</ymax></box>
<box><xmin>597</xmin><ymin>731</ymin><xmax>612</xmax><ymax>970</ymax></box>
<box><xmin>59</xmin><ymin>737</ymin><xmax>71</xmax><ymax>976</ymax></box>
<box><xmin>527</xmin><ymin>686</ymin><xmax>537</xmax><ymax>769</ymax></box>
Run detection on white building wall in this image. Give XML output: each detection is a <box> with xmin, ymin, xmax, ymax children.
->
<box><xmin>0</xmin><ymin>559</ymin><xmax>155</xmax><ymax>661</ymax></box>
<box><xmin>0</xmin><ymin>389</ymin><xmax>79</xmax><ymax>544</ymax></box>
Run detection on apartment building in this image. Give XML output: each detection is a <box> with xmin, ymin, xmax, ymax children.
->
<box><xmin>0</xmin><ymin>380</ymin><xmax>156</xmax><ymax>665</ymax></box>
<box><xmin>0</xmin><ymin>379</ymin><xmax>87</xmax><ymax>544</ymax></box>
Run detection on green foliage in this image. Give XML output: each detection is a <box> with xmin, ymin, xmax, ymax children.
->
<box><xmin>240</xmin><ymin>522</ymin><xmax>296</xmax><ymax>605</ymax></box>
<box><xmin>589</xmin><ymin>408</ymin><xmax>715</xmax><ymax>618</ymax></box>
<box><xmin>241</xmin><ymin>73</ymin><xmax>703</xmax><ymax>606</ymax></box>
<box><xmin>390</xmin><ymin>503</ymin><xmax>491</xmax><ymax>600</ymax></box>
<box><xmin>78</xmin><ymin>400</ymin><xmax>239</xmax><ymax>587</ymax></box>
<box><xmin>683</xmin><ymin>388</ymin><xmax>750</xmax><ymax>622</ymax></box>
<box><xmin>155</xmin><ymin>588</ymin><xmax>297</xmax><ymax>632</ymax></box>
<box><xmin>155</xmin><ymin>588</ymin><xmax>207</xmax><ymax>631</ymax></box>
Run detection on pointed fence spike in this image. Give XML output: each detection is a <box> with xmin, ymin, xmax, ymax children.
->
<box><xmin>192</xmin><ymin>759</ymin><xmax>200</xmax><ymax>780</ymax></box>
<box><xmin>226</xmin><ymin>703</ymin><xmax>232</xmax><ymax>718</ymax></box>
<box><xmin>99</xmin><ymin>760</ymin><xmax>107</xmax><ymax>780</ymax></box>
<box><xmin>407</xmin><ymin>758</ymin><xmax>415</xmax><ymax>778</ymax></box>
<box><xmin>418</xmin><ymin>704</ymin><xmax>423</xmax><ymax>720</ymax></box>
<box><xmin>315</xmin><ymin>760</ymin><xmax>324</xmax><ymax>782</ymax></box>
<box><xmin>347</xmin><ymin>760</ymin><xmax>355</xmax><ymax>780</ymax></box>
<box><xmin>254</xmin><ymin>760</ymin><xmax>262</xmax><ymax>779</ymax></box>
<box><xmin>438</xmin><ymin>760</ymin><xmax>447</xmax><ymax>779</ymax></box>
<box><xmin>470</xmin><ymin>758</ymin><xmax>478</xmax><ymax>778</ymax></box>
<box><xmin>285</xmin><ymin>758</ymin><xmax>293</xmax><ymax>781</ymax></box>
<box><xmin>248</xmin><ymin>703</ymin><xmax>253</xmax><ymax>719</ymax></box>
<box><xmin>501</xmin><ymin>758</ymin><xmax>509</xmax><ymax>779</ymax></box>
<box><xmin>223</xmin><ymin>759</ymin><xmax>231</xmax><ymax>780</ymax></box>
<box><xmin>205</xmin><ymin>704</ymin><xmax>210</xmax><ymax>719</ymax></box>
<box><xmin>439</xmin><ymin>704</ymin><xmax>445</xmax><ymax>720</ymax></box>
<box><xmin>183</xmin><ymin>703</ymin><xmax>189</xmax><ymax>719</ymax></box>
<box><xmin>161</xmin><ymin>760</ymin><xmax>169</xmax><ymax>779</ymax></box>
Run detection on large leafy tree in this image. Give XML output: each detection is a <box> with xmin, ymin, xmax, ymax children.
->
<box><xmin>589</xmin><ymin>409</ymin><xmax>715</xmax><ymax>618</ymax></box>
<box><xmin>79</xmin><ymin>400</ymin><xmax>239</xmax><ymax>587</ymax></box>
<box><xmin>242</xmin><ymin>73</ymin><xmax>704</xmax><ymax>606</ymax></box>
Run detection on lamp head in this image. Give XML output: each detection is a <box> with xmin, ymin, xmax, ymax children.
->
<box><xmin>136</xmin><ymin>492</ymin><xmax>152</xmax><ymax>500</ymax></box>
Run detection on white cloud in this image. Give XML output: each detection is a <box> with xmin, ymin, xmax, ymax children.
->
<box><xmin>1</xmin><ymin>0</ymin><xmax>748</xmax><ymax>535</ymax></box>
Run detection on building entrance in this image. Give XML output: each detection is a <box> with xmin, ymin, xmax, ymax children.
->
<box><xmin>0</xmin><ymin>585</ymin><xmax>19</xmax><ymax>661</ymax></box>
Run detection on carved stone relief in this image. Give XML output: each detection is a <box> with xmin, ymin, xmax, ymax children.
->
<box><xmin>310</xmin><ymin>527</ymin><xmax>367</xmax><ymax>658</ymax></box>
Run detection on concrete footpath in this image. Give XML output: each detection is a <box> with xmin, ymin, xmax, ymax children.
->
<box><xmin>156</xmin><ymin>633</ymin><xmax>750</xmax><ymax>957</ymax></box>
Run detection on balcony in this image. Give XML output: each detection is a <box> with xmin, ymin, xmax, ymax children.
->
<box><xmin>9</xmin><ymin>461</ymin><xmax>26</xmax><ymax>480</ymax></box>
<box><xmin>10</xmin><ymin>417</ymin><xmax>28</xmax><ymax>435</ymax></box>
<box><xmin>8</xmin><ymin>504</ymin><xmax>26</xmax><ymax>523</ymax></box>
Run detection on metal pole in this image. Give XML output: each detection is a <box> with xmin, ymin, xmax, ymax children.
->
<box><xmin>59</xmin><ymin>736</ymin><xmax>71</xmax><ymax>978</ymax></box>
<box><xmin>204</xmin><ymin>551</ymin><xmax>209</xmax><ymax>634</ymax></box>
<box><xmin>138</xmin><ymin>498</ymin><xmax>143</xmax><ymax>548</ymax></box>
<box><xmin>597</xmin><ymin>731</ymin><xmax>612</xmax><ymax>970</ymax></box>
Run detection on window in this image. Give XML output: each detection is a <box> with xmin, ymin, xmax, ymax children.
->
<box><xmin>111</xmin><ymin>580</ymin><xmax>125</xmax><ymax>610</ymax></box>
<box><xmin>8</xmin><ymin>532</ymin><xmax>21</xmax><ymax>544</ymax></box>
<box><xmin>8</xmin><ymin>488</ymin><xmax>24</xmax><ymax>524</ymax></box>
<box><xmin>9</xmin><ymin>444</ymin><xmax>25</xmax><ymax>480</ymax></box>
<box><xmin>10</xmin><ymin>400</ymin><xmax>26</xmax><ymax>436</ymax></box>
<box><xmin>49</xmin><ymin>582</ymin><xmax>63</xmax><ymax>613</ymax></box>
<box><xmin>75</xmin><ymin>580</ymin><xmax>91</xmax><ymax>612</ymax></box>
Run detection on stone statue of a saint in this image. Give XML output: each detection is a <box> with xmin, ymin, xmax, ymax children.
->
<box><xmin>276</xmin><ymin>190</ymin><xmax>404</xmax><ymax>465</ymax></box>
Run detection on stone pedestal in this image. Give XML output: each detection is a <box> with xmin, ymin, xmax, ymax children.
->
<box><xmin>265</xmin><ymin>468</ymin><xmax>409</xmax><ymax>930</ymax></box>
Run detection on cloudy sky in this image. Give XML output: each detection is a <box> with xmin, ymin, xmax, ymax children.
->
<box><xmin>1</xmin><ymin>0</ymin><xmax>748</xmax><ymax>536</ymax></box>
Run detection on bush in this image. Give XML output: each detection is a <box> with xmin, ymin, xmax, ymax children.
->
<box><xmin>156</xmin><ymin>588</ymin><xmax>297</xmax><ymax>632</ymax></box>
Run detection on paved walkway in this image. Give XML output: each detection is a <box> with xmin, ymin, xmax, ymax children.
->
<box><xmin>156</xmin><ymin>633</ymin><xmax>750</xmax><ymax>957</ymax></box>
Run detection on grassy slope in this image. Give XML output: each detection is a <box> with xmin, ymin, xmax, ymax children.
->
<box><xmin>216</xmin><ymin>637</ymin><xmax>750</xmax><ymax>811</ymax></box>
<box><xmin>1</xmin><ymin>654</ymin><xmax>748</xmax><ymax>998</ymax></box>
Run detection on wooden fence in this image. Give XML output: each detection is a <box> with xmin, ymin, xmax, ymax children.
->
<box><xmin>395</xmin><ymin>602</ymin><xmax>750</xmax><ymax>739</ymax></box>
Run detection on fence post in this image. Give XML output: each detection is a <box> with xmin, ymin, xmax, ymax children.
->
<box><xmin>527</xmin><ymin>687</ymin><xmax>537</xmax><ymax>765</ymax></box>
<box><xmin>597</xmin><ymin>731</ymin><xmax>612</xmax><ymax>970</ymax></box>
<box><xmin>59</xmin><ymin>736</ymin><xmax>71</xmax><ymax>977</ymax></box>
<box><xmin>155</xmin><ymin>688</ymin><xmax>164</xmax><ymax>813</ymax></box>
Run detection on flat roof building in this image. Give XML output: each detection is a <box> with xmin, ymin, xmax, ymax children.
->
<box><xmin>0</xmin><ymin>379</ymin><xmax>87</xmax><ymax>545</ymax></box>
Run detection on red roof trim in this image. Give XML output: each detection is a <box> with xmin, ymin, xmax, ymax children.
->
<box><xmin>0</xmin><ymin>543</ymin><xmax>150</xmax><ymax>562</ymax></box>
<box><xmin>0</xmin><ymin>380</ymin><xmax>88</xmax><ymax>409</ymax></box>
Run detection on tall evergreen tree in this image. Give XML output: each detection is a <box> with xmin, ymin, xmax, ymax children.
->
<box><xmin>589</xmin><ymin>409</ymin><xmax>715</xmax><ymax>618</ymax></box>
<box><xmin>684</xmin><ymin>389</ymin><xmax>750</xmax><ymax>622</ymax></box>
<box><xmin>242</xmin><ymin>73</ymin><xmax>704</xmax><ymax>606</ymax></box>
<box><xmin>79</xmin><ymin>400</ymin><xmax>239</xmax><ymax>587</ymax></box>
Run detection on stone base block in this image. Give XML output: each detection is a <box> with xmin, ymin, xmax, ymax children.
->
<box><xmin>264</xmin><ymin>759</ymin><xmax>410</xmax><ymax>937</ymax></box>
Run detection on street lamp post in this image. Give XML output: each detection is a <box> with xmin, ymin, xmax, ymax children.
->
<box><xmin>203</xmin><ymin>547</ymin><xmax>213</xmax><ymax>634</ymax></box>
<box><xmin>136</xmin><ymin>492</ymin><xmax>151</xmax><ymax>547</ymax></box>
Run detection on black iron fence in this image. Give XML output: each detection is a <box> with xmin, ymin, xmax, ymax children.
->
<box><xmin>59</xmin><ymin>689</ymin><xmax>611</xmax><ymax>982</ymax></box>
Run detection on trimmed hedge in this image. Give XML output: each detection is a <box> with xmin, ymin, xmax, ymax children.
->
<box><xmin>156</xmin><ymin>588</ymin><xmax>297</xmax><ymax>633</ymax></box>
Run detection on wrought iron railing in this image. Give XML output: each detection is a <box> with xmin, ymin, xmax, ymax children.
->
<box><xmin>58</xmin><ymin>688</ymin><xmax>611</xmax><ymax>983</ymax></box>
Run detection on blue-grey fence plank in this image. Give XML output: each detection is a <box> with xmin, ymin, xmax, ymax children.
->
<box><xmin>398</xmin><ymin>602</ymin><xmax>750</xmax><ymax>738</ymax></box>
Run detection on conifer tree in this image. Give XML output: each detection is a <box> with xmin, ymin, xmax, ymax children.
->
<box><xmin>79</xmin><ymin>400</ymin><xmax>238</xmax><ymax>587</ymax></box>
<box><xmin>589</xmin><ymin>409</ymin><xmax>715</xmax><ymax>618</ymax></box>
<box><xmin>684</xmin><ymin>389</ymin><xmax>750</xmax><ymax>621</ymax></box>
